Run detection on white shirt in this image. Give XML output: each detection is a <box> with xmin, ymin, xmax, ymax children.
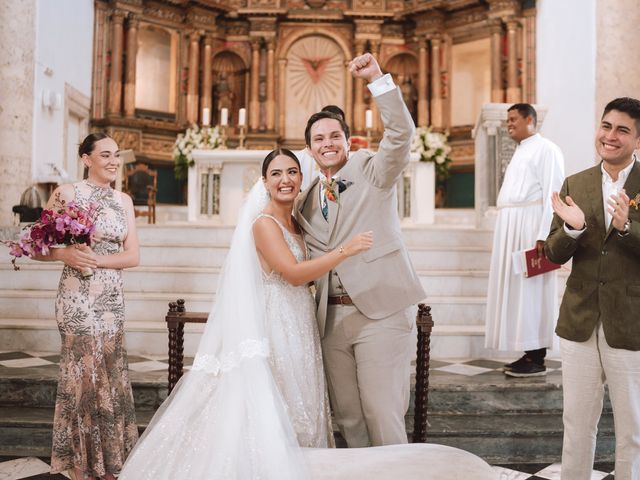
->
<box><xmin>564</xmin><ymin>160</ymin><xmax>635</xmax><ymax>237</ymax></box>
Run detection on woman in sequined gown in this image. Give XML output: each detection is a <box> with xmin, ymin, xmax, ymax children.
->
<box><xmin>118</xmin><ymin>149</ymin><xmax>372</xmax><ymax>479</ymax></box>
<box><xmin>37</xmin><ymin>133</ymin><xmax>140</xmax><ymax>480</ymax></box>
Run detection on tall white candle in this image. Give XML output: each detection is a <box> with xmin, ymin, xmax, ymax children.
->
<box><xmin>202</xmin><ymin>107</ymin><xmax>210</xmax><ymax>126</ymax></box>
<box><xmin>365</xmin><ymin>109</ymin><xmax>373</xmax><ymax>129</ymax></box>
<box><xmin>238</xmin><ymin>108</ymin><xmax>246</xmax><ymax>127</ymax></box>
<box><xmin>220</xmin><ymin>107</ymin><xmax>228</xmax><ymax>126</ymax></box>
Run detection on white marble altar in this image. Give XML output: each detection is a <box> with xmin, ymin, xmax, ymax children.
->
<box><xmin>188</xmin><ymin>149</ymin><xmax>435</xmax><ymax>225</ymax></box>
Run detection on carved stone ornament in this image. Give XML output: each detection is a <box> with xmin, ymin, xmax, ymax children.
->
<box><xmin>305</xmin><ymin>0</ymin><xmax>327</xmax><ymax>8</ymax></box>
<box><xmin>110</xmin><ymin>129</ymin><xmax>142</xmax><ymax>151</ymax></box>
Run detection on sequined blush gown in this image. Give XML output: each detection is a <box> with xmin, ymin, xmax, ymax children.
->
<box><xmin>50</xmin><ymin>180</ymin><xmax>138</xmax><ymax>477</ymax></box>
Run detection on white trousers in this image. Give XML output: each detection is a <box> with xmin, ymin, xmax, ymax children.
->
<box><xmin>560</xmin><ymin>324</ymin><xmax>640</xmax><ymax>480</ymax></box>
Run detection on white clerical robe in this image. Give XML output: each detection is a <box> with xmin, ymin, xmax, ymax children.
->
<box><xmin>485</xmin><ymin>133</ymin><xmax>565</xmax><ymax>351</ymax></box>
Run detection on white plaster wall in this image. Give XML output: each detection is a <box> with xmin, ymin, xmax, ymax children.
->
<box><xmin>536</xmin><ymin>0</ymin><xmax>597</xmax><ymax>176</ymax></box>
<box><xmin>33</xmin><ymin>0</ymin><xmax>94</xmax><ymax>182</ymax></box>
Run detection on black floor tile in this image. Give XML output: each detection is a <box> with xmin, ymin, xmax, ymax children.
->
<box><xmin>0</xmin><ymin>351</ymin><xmax>34</xmax><ymax>361</ymax></box>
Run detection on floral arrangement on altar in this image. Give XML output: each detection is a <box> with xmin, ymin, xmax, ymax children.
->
<box><xmin>411</xmin><ymin>126</ymin><xmax>452</xmax><ymax>181</ymax></box>
<box><xmin>173</xmin><ymin>124</ymin><xmax>221</xmax><ymax>180</ymax></box>
<box><xmin>5</xmin><ymin>201</ymin><xmax>98</xmax><ymax>272</ymax></box>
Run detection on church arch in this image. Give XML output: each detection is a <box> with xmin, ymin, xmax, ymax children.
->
<box><xmin>211</xmin><ymin>50</ymin><xmax>248</xmax><ymax>128</ymax></box>
<box><xmin>384</xmin><ymin>52</ymin><xmax>419</xmax><ymax>123</ymax></box>
<box><xmin>278</xmin><ymin>32</ymin><xmax>350</xmax><ymax>140</ymax></box>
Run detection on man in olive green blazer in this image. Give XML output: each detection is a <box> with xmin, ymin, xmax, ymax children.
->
<box><xmin>545</xmin><ymin>97</ymin><xmax>640</xmax><ymax>480</ymax></box>
<box><xmin>295</xmin><ymin>54</ymin><xmax>425</xmax><ymax>447</ymax></box>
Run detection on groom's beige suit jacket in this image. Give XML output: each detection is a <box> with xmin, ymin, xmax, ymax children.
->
<box><xmin>295</xmin><ymin>87</ymin><xmax>426</xmax><ymax>337</ymax></box>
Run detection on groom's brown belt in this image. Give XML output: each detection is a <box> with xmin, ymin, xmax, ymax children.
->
<box><xmin>328</xmin><ymin>295</ymin><xmax>353</xmax><ymax>305</ymax></box>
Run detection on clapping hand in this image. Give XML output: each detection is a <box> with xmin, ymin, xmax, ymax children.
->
<box><xmin>606</xmin><ymin>189</ymin><xmax>630</xmax><ymax>232</ymax></box>
<box><xmin>551</xmin><ymin>192</ymin><xmax>586</xmax><ymax>230</ymax></box>
<box><xmin>348</xmin><ymin>53</ymin><xmax>383</xmax><ymax>83</ymax></box>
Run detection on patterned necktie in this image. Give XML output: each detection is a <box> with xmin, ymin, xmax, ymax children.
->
<box><xmin>321</xmin><ymin>192</ymin><xmax>329</xmax><ymax>220</ymax></box>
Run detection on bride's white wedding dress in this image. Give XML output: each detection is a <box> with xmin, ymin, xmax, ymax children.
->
<box><xmin>119</xmin><ymin>182</ymin><xmax>328</xmax><ymax>479</ymax></box>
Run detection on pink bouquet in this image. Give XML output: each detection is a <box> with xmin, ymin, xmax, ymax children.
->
<box><xmin>6</xmin><ymin>201</ymin><xmax>98</xmax><ymax>271</ymax></box>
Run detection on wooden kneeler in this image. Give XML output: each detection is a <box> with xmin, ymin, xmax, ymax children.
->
<box><xmin>165</xmin><ymin>299</ymin><xmax>434</xmax><ymax>442</ymax></box>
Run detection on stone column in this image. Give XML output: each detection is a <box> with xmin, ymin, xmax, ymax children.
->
<box><xmin>200</xmin><ymin>34</ymin><xmax>213</xmax><ymax>124</ymax></box>
<box><xmin>249</xmin><ymin>39</ymin><xmax>261</xmax><ymax>131</ymax></box>
<box><xmin>369</xmin><ymin>40</ymin><xmax>381</xmax><ymax>132</ymax></box>
<box><xmin>430</xmin><ymin>34</ymin><xmax>443</xmax><ymax>128</ymax></box>
<box><xmin>107</xmin><ymin>9</ymin><xmax>125</xmax><ymax>115</ymax></box>
<box><xmin>417</xmin><ymin>36</ymin><xmax>429</xmax><ymax>127</ymax></box>
<box><xmin>353</xmin><ymin>39</ymin><xmax>366</xmax><ymax>133</ymax></box>
<box><xmin>506</xmin><ymin>18</ymin><xmax>521</xmax><ymax>103</ymax></box>
<box><xmin>123</xmin><ymin>15</ymin><xmax>138</xmax><ymax>118</ymax></box>
<box><xmin>265</xmin><ymin>38</ymin><xmax>276</xmax><ymax>131</ymax></box>
<box><xmin>186</xmin><ymin>31</ymin><xmax>201</xmax><ymax>124</ymax></box>
<box><xmin>278</xmin><ymin>58</ymin><xmax>287</xmax><ymax>135</ymax></box>
<box><xmin>490</xmin><ymin>19</ymin><xmax>504</xmax><ymax>103</ymax></box>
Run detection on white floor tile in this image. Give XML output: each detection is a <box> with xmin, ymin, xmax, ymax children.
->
<box><xmin>0</xmin><ymin>457</ymin><xmax>50</xmax><ymax>480</ymax></box>
<box><xmin>24</xmin><ymin>350</ymin><xmax>58</xmax><ymax>358</ymax></box>
<box><xmin>128</xmin><ymin>360</ymin><xmax>168</xmax><ymax>372</ymax></box>
<box><xmin>433</xmin><ymin>363</ymin><xmax>493</xmax><ymax>376</ymax></box>
<box><xmin>534</xmin><ymin>462</ymin><xmax>562</xmax><ymax>479</ymax></box>
<box><xmin>492</xmin><ymin>466</ymin><xmax>531</xmax><ymax>480</ymax></box>
<box><xmin>0</xmin><ymin>357</ymin><xmax>54</xmax><ymax>368</ymax></box>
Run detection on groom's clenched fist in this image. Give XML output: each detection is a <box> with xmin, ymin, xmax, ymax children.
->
<box><xmin>348</xmin><ymin>53</ymin><xmax>383</xmax><ymax>83</ymax></box>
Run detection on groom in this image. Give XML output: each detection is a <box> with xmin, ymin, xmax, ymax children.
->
<box><xmin>295</xmin><ymin>53</ymin><xmax>426</xmax><ymax>447</ymax></box>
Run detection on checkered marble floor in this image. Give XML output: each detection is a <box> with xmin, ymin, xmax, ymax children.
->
<box><xmin>0</xmin><ymin>351</ymin><xmax>618</xmax><ymax>479</ymax></box>
<box><xmin>0</xmin><ymin>457</ymin><xmax>617</xmax><ymax>479</ymax></box>
<box><xmin>0</xmin><ymin>350</ymin><xmax>562</xmax><ymax>378</ymax></box>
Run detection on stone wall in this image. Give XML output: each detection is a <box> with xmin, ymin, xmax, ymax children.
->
<box><xmin>0</xmin><ymin>0</ymin><xmax>36</xmax><ymax>226</ymax></box>
<box><xmin>595</xmin><ymin>0</ymin><xmax>640</xmax><ymax>117</ymax></box>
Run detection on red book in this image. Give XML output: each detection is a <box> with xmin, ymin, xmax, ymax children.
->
<box><xmin>522</xmin><ymin>248</ymin><xmax>561</xmax><ymax>278</ymax></box>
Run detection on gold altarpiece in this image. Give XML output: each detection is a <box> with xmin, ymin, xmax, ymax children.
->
<box><xmin>91</xmin><ymin>0</ymin><xmax>536</xmax><ymax>202</ymax></box>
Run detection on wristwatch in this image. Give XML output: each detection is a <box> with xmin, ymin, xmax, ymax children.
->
<box><xmin>617</xmin><ymin>219</ymin><xmax>631</xmax><ymax>236</ymax></box>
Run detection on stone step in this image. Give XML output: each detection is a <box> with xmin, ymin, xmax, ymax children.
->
<box><xmin>132</xmin><ymin>222</ymin><xmax>494</xmax><ymax>249</ymax></box>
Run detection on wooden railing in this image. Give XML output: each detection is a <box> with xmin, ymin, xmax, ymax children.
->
<box><xmin>166</xmin><ymin>299</ymin><xmax>434</xmax><ymax>442</ymax></box>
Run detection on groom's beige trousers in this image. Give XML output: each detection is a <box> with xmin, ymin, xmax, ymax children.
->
<box><xmin>321</xmin><ymin>303</ymin><xmax>415</xmax><ymax>447</ymax></box>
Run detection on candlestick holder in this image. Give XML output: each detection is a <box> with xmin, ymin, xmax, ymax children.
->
<box><xmin>219</xmin><ymin>125</ymin><xmax>228</xmax><ymax>150</ymax></box>
<box><xmin>366</xmin><ymin>128</ymin><xmax>372</xmax><ymax>147</ymax></box>
<box><xmin>237</xmin><ymin>125</ymin><xmax>246</xmax><ymax>150</ymax></box>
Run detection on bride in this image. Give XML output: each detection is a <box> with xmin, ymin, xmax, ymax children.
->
<box><xmin>119</xmin><ymin>149</ymin><xmax>372</xmax><ymax>479</ymax></box>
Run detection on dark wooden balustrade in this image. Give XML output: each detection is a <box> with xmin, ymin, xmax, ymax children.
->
<box><xmin>166</xmin><ymin>299</ymin><xmax>434</xmax><ymax>442</ymax></box>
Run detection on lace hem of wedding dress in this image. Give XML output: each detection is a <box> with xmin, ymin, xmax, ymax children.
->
<box><xmin>191</xmin><ymin>338</ymin><xmax>270</xmax><ymax>374</ymax></box>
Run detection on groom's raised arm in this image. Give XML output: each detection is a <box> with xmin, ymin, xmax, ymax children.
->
<box><xmin>350</xmin><ymin>54</ymin><xmax>415</xmax><ymax>189</ymax></box>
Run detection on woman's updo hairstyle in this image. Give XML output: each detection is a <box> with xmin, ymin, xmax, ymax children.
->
<box><xmin>78</xmin><ymin>132</ymin><xmax>111</xmax><ymax>158</ymax></box>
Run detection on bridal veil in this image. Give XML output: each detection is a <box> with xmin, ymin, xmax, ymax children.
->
<box><xmin>119</xmin><ymin>181</ymin><xmax>308</xmax><ymax>479</ymax></box>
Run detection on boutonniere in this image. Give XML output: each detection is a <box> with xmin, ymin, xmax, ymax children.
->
<box><xmin>321</xmin><ymin>171</ymin><xmax>353</xmax><ymax>202</ymax></box>
<box><xmin>630</xmin><ymin>193</ymin><xmax>640</xmax><ymax>210</ymax></box>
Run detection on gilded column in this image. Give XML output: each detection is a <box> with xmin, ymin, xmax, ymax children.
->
<box><xmin>369</xmin><ymin>40</ymin><xmax>381</xmax><ymax>132</ymax></box>
<box><xmin>506</xmin><ymin>18</ymin><xmax>521</xmax><ymax>103</ymax></box>
<box><xmin>353</xmin><ymin>39</ymin><xmax>366</xmax><ymax>133</ymax></box>
<box><xmin>200</xmin><ymin>34</ymin><xmax>213</xmax><ymax>124</ymax></box>
<box><xmin>107</xmin><ymin>10</ymin><xmax>125</xmax><ymax>115</ymax></box>
<box><xmin>186</xmin><ymin>31</ymin><xmax>201</xmax><ymax>124</ymax></box>
<box><xmin>490</xmin><ymin>19</ymin><xmax>504</xmax><ymax>103</ymax></box>
<box><xmin>278</xmin><ymin>58</ymin><xmax>286</xmax><ymax>136</ymax></box>
<box><xmin>430</xmin><ymin>34</ymin><xmax>443</xmax><ymax>128</ymax></box>
<box><xmin>417</xmin><ymin>36</ymin><xmax>429</xmax><ymax>127</ymax></box>
<box><xmin>249</xmin><ymin>39</ymin><xmax>261</xmax><ymax>131</ymax></box>
<box><xmin>123</xmin><ymin>15</ymin><xmax>138</xmax><ymax>118</ymax></box>
<box><xmin>265</xmin><ymin>39</ymin><xmax>276</xmax><ymax>131</ymax></box>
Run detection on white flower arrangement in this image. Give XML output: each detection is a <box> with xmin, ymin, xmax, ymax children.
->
<box><xmin>411</xmin><ymin>126</ymin><xmax>452</xmax><ymax>181</ymax></box>
<box><xmin>173</xmin><ymin>124</ymin><xmax>221</xmax><ymax>180</ymax></box>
